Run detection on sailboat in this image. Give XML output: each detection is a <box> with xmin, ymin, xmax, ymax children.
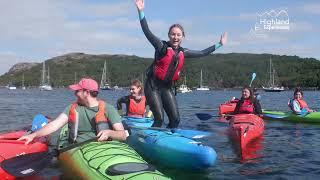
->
<box><xmin>22</xmin><ymin>73</ymin><xmax>26</xmax><ymax>90</ymax></box>
<box><xmin>39</xmin><ymin>61</ymin><xmax>53</xmax><ymax>91</ymax></box>
<box><xmin>196</xmin><ymin>69</ymin><xmax>210</xmax><ymax>91</ymax></box>
<box><xmin>262</xmin><ymin>58</ymin><xmax>284</xmax><ymax>92</ymax></box>
<box><xmin>100</xmin><ymin>60</ymin><xmax>112</xmax><ymax>90</ymax></box>
<box><xmin>177</xmin><ymin>76</ymin><xmax>192</xmax><ymax>93</ymax></box>
<box><xmin>6</xmin><ymin>82</ymin><xmax>16</xmax><ymax>90</ymax></box>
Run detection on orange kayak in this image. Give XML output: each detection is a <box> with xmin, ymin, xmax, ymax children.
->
<box><xmin>229</xmin><ymin>114</ymin><xmax>264</xmax><ymax>151</ymax></box>
<box><xmin>0</xmin><ymin>129</ymin><xmax>49</xmax><ymax>180</ymax></box>
<box><xmin>219</xmin><ymin>100</ymin><xmax>237</xmax><ymax>115</ymax></box>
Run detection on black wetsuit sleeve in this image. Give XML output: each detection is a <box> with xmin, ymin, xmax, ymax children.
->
<box><xmin>254</xmin><ymin>100</ymin><xmax>262</xmax><ymax>115</ymax></box>
<box><xmin>140</xmin><ymin>17</ymin><xmax>164</xmax><ymax>51</ymax></box>
<box><xmin>116</xmin><ymin>96</ymin><xmax>129</xmax><ymax>110</ymax></box>
<box><xmin>184</xmin><ymin>43</ymin><xmax>221</xmax><ymax>58</ymax></box>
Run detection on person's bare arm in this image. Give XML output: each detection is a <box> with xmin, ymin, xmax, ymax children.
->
<box><xmin>18</xmin><ymin>113</ymin><xmax>68</xmax><ymax>144</ymax></box>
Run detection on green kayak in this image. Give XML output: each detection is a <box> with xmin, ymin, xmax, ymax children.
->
<box><xmin>57</xmin><ymin>126</ymin><xmax>170</xmax><ymax>180</ymax></box>
<box><xmin>262</xmin><ymin>110</ymin><xmax>320</xmax><ymax>123</ymax></box>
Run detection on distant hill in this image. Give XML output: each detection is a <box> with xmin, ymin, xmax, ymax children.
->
<box><xmin>0</xmin><ymin>52</ymin><xmax>319</xmax><ymax>89</ymax></box>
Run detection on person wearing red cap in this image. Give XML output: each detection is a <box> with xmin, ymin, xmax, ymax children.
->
<box><xmin>19</xmin><ymin>78</ymin><xmax>128</xmax><ymax>144</ymax></box>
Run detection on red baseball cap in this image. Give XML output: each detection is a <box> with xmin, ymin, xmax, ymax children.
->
<box><xmin>69</xmin><ymin>78</ymin><xmax>99</xmax><ymax>91</ymax></box>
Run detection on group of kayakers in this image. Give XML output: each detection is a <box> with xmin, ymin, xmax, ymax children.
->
<box><xmin>18</xmin><ymin>0</ymin><xmax>227</xmax><ymax>144</ymax></box>
<box><xmin>18</xmin><ymin>0</ymin><xmax>316</xmax><ymax>148</ymax></box>
<box><xmin>225</xmin><ymin>86</ymin><xmax>314</xmax><ymax>117</ymax></box>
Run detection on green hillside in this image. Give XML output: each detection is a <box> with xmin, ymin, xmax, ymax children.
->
<box><xmin>0</xmin><ymin>53</ymin><xmax>319</xmax><ymax>89</ymax></box>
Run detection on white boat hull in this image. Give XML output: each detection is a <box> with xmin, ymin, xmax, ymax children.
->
<box><xmin>39</xmin><ymin>85</ymin><xmax>53</xmax><ymax>91</ymax></box>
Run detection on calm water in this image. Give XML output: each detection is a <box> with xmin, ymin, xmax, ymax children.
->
<box><xmin>1</xmin><ymin>88</ymin><xmax>320</xmax><ymax>180</ymax></box>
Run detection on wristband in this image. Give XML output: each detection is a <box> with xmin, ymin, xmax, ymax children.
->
<box><xmin>138</xmin><ymin>11</ymin><xmax>145</xmax><ymax>20</ymax></box>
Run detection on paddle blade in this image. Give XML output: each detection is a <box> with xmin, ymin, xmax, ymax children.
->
<box><xmin>31</xmin><ymin>114</ymin><xmax>48</xmax><ymax>132</ymax></box>
<box><xmin>1</xmin><ymin>151</ymin><xmax>53</xmax><ymax>177</ymax></box>
<box><xmin>249</xmin><ymin>72</ymin><xmax>256</xmax><ymax>87</ymax></box>
<box><xmin>195</xmin><ymin>113</ymin><xmax>214</xmax><ymax>120</ymax></box>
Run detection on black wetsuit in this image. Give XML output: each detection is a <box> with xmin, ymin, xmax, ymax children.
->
<box><xmin>139</xmin><ymin>15</ymin><xmax>221</xmax><ymax>128</ymax></box>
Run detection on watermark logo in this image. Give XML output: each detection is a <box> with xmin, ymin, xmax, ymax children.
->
<box><xmin>251</xmin><ymin>9</ymin><xmax>290</xmax><ymax>36</ymax></box>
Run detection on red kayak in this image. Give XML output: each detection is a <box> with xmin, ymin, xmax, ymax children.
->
<box><xmin>0</xmin><ymin>129</ymin><xmax>49</xmax><ymax>180</ymax></box>
<box><xmin>229</xmin><ymin>114</ymin><xmax>264</xmax><ymax>151</ymax></box>
<box><xmin>219</xmin><ymin>100</ymin><xmax>237</xmax><ymax>115</ymax></box>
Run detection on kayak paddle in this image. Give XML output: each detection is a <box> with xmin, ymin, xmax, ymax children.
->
<box><xmin>31</xmin><ymin>114</ymin><xmax>49</xmax><ymax>132</ymax></box>
<box><xmin>195</xmin><ymin>113</ymin><xmax>234</xmax><ymax>121</ymax></box>
<box><xmin>128</xmin><ymin>126</ymin><xmax>211</xmax><ymax>139</ymax></box>
<box><xmin>0</xmin><ymin>137</ymin><xmax>97</xmax><ymax>177</ymax></box>
<box><xmin>249</xmin><ymin>72</ymin><xmax>256</xmax><ymax>87</ymax></box>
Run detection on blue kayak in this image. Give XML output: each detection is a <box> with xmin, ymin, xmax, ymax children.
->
<box><xmin>122</xmin><ymin>116</ymin><xmax>154</xmax><ymax>127</ymax></box>
<box><xmin>122</xmin><ymin>116</ymin><xmax>217</xmax><ymax>170</ymax></box>
<box><xmin>122</xmin><ymin>116</ymin><xmax>212</xmax><ymax>139</ymax></box>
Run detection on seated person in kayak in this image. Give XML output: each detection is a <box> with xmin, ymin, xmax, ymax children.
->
<box><xmin>229</xmin><ymin>87</ymin><xmax>260</xmax><ymax>103</ymax></box>
<box><xmin>288</xmin><ymin>88</ymin><xmax>314</xmax><ymax>115</ymax></box>
<box><xmin>18</xmin><ymin>78</ymin><xmax>128</xmax><ymax>144</ymax></box>
<box><xmin>253</xmin><ymin>88</ymin><xmax>261</xmax><ymax>101</ymax></box>
<box><xmin>233</xmin><ymin>86</ymin><xmax>262</xmax><ymax>115</ymax></box>
<box><xmin>117</xmin><ymin>79</ymin><xmax>150</xmax><ymax>118</ymax></box>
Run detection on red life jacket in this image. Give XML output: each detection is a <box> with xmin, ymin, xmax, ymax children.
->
<box><xmin>238</xmin><ymin>99</ymin><xmax>254</xmax><ymax>114</ymax></box>
<box><xmin>128</xmin><ymin>96</ymin><xmax>146</xmax><ymax>118</ymax></box>
<box><xmin>296</xmin><ymin>99</ymin><xmax>309</xmax><ymax>109</ymax></box>
<box><xmin>68</xmin><ymin>100</ymin><xmax>108</xmax><ymax>143</ymax></box>
<box><xmin>153</xmin><ymin>47</ymin><xmax>184</xmax><ymax>82</ymax></box>
<box><xmin>288</xmin><ymin>99</ymin><xmax>310</xmax><ymax>112</ymax></box>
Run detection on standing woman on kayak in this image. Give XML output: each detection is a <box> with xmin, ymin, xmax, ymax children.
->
<box><xmin>234</xmin><ymin>86</ymin><xmax>262</xmax><ymax>115</ymax></box>
<box><xmin>134</xmin><ymin>0</ymin><xmax>228</xmax><ymax>128</ymax></box>
<box><xmin>288</xmin><ymin>88</ymin><xmax>314</xmax><ymax>115</ymax></box>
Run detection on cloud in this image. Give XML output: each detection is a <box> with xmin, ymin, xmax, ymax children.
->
<box><xmin>211</xmin><ymin>13</ymin><xmax>257</xmax><ymax>21</ymax></box>
<box><xmin>289</xmin><ymin>21</ymin><xmax>315</xmax><ymax>32</ymax></box>
<box><xmin>302</xmin><ymin>3</ymin><xmax>320</xmax><ymax>15</ymax></box>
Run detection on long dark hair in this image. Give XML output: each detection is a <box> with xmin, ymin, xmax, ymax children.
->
<box><xmin>294</xmin><ymin>87</ymin><xmax>303</xmax><ymax>97</ymax></box>
<box><xmin>240</xmin><ymin>86</ymin><xmax>254</xmax><ymax>103</ymax></box>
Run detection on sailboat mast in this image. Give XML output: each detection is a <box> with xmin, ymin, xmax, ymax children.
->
<box><xmin>269</xmin><ymin>58</ymin><xmax>272</xmax><ymax>86</ymax></box>
<box><xmin>47</xmin><ymin>67</ymin><xmax>50</xmax><ymax>85</ymax></box>
<box><xmin>200</xmin><ymin>69</ymin><xmax>203</xmax><ymax>87</ymax></box>
<box><xmin>100</xmin><ymin>61</ymin><xmax>106</xmax><ymax>87</ymax></box>
<box><xmin>272</xmin><ymin>69</ymin><xmax>275</xmax><ymax>87</ymax></box>
<box><xmin>74</xmin><ymin>72</ymin><xmax>77</xmax><ymax>84</ymax></box>
<box><xmin>42</xmin><ymin>62</ymin><xmax>46</xmax><ymax>86</ymax></box>
<box><xmin>141</xmin><ymin>73</ymin><xmax>144</xmax><ymax>84</ymax></box>
<box><xmin>22</xmin><ymin>73</ymin><xmax>25</xmax><ymax>87</ymax></box>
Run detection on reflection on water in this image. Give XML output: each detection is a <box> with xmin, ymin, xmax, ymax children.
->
<box><xmin>240</xmin><ymin>136</ymin><xmax>264</xmax><ymax>163</ymax></box>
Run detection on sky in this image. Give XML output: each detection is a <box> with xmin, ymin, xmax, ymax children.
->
<box><xmin>0</xmin><ymin>0</ymin><xmax>319</xmax><ymax>75</ymax></box>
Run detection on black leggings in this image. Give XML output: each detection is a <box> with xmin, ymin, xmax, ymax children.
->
<box><xmin>144</xmin><ymin>77</ymin><xmax>180</xmax><ymax>128</ymax></box>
